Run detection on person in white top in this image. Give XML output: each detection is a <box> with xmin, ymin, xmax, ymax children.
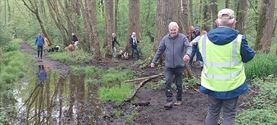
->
<box><xmin>190</xmin><ymin>30</ymin><xmax>207</xmax><ymax>67</ymax></box>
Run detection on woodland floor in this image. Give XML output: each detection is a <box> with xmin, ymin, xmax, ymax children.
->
<box><xmin>20</xmin><ymin>42</ymin><xmax>254</xmax><ymax>125</ymax></box>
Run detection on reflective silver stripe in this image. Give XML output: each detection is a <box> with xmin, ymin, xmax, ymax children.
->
<box><xmin>206</xmin><ymin>61</ymin><xmax>241</xmax><ymax>67</ymax></box>
<box><xmin>232</xmin><ymin>36</ymin><xmax>237</xmax><ymax>64</ymax></box>
<box><xmin>203</xmin><ymin>68</ymin><xmax>243</xmax><ymax>80</ymax></box>
<box><xmin>201</xmin><ymin>35</ymin><xmax>207</xmax><ymax>63</ymax></box>
<box><xmin>202</xmin><ymin>34</ymin><xmax>242</xmax><ymax>67</ymax></box>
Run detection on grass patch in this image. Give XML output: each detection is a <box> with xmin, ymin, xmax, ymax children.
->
<box><xmin>245</xmin><ymin>53</ymin><xmax>277</xmax><ymax>78</ymax></box>
<box><xmin>236</xmin><ymin>108</ymin><xmax>277</xmax><ymax>125</ymax></box>
<box><xmin>48</xmin><ymin>49</ymin><xmax>92</xmax><ymax>64</ymax></box>
<box><xmin>98</xmin><ymin>84</ymin><xmax>133</xmax><ymax>103</ymax></box>
<box><xmin>102</xmin><ymin>68</ymin><xmax>134</xmax><ymax>85</ymax></box>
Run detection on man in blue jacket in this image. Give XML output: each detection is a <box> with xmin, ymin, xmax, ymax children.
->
<box><xmin>151</xmin><ymin>22</ymin><xmax>192</xmax><ymax>109</ymax></box>
<box><xmin>196</xmin><ymin>8</ymin><xmax>255</xmax><ymax>125</ymax></box>
<box><xmin>35</xmin><ymin>32</ymin><xmax>45</xmax><ymax>59</ymax></box>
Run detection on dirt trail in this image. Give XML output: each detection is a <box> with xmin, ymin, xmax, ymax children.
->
<box><xmin>20</xmin><ymin>42</ymin><xmax>69</xmax><ymax>77</ymax></box>
<box><xmin>133</xmin><ymin>88</ymin><xmax>207</xmax><ymax>125</ymax></box>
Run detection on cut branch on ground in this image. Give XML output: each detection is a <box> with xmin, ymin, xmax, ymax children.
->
<box><xmin>120</xmin><ymin>73</ymin><xmax>163</xmax><ymax>106</ymax></box>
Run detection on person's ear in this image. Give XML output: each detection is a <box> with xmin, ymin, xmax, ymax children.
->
<box><xmin>215</xmin><ymin>19</ymin><xmax>220</xmax><ymax>27</ymax></box>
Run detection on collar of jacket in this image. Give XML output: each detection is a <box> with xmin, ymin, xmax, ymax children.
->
<box><xmin>168</xmin><ymin>33</ymin><xmax>179</xmax><ymax>40</ymax></box>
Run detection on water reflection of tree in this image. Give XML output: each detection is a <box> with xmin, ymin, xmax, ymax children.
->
<box><xmin>64</xmin><ymin>73</ymin><xmax>105</xmax><ymax>124</ymax></box>
<box><xmin>18</xmin><ymin>65</ymin><xmax>62</xmax><ymax>125</ymax></box>
<box><xmin>19</xmin><ymin>69</ymin><xmax>105</xmax><ymax>124</ymax></box>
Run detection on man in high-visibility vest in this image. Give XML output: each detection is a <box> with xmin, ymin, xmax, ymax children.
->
<box><xmin>195</xmin><ymin>8</ymin><xmax>255</xmax><ymax>125</ymax></box>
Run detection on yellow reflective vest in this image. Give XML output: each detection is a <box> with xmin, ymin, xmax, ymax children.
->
<box><xmin>198</xmin><ymin>34</ymin><xmax>246</xmax><ymax>92</ymax></box>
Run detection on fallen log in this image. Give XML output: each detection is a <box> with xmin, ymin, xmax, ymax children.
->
<box><xmin>120</xmin><ymin>73</ymin><xmax>163</xmax><ymax>106</ymax></box>
<box><xmin>124</xmin><ymin>73</ymin><xmax>163</xmax><ymax>83</ymax></box>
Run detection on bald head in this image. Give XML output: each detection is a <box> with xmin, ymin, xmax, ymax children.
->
<box><xmin>168</xmin><ymin>22</ymin><xmax>179</xmax><ymax>37</ymax></box>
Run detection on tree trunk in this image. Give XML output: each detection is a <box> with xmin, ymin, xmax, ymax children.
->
<box><xmin>7</xmin><ymin>0</ymin><xmax>11</xmax><ymax>22</ymax></box>
<box><xmin>225</xmin><ymin>0</ymin><xmax>230</xmax><ymax>8</ymax></box>
<box><xmin>103</xmin><ymin>0</ymin><xmax>114</xmax><ymax>57</ymax></box>
<box><xmin>81</xmin><ymin>0</ymin><xmax>101</xmax><ymax>59</ymax></box>
<box><xmin>178</xmin><ymin>0</ymin><xmax>190</xmax><ymax>34</ymax></box>
<box><xmin>189</xmin><ymin>0</ymin><xmax>193</xmax><ymax>26</ymax></box>
<box><xmin>89</xmin><ymin>0</ymin><xmax>101</xmax><ymax>60</ymax></box>
<box><xmin>114</xmin><ymin>0</ymin><xmax>119</xmax><ymax>33</ymax></box>
<box><xmin>202</xmin><ymin>0</ymin><xmax>211</xmax><ymax>30</ymax></box>
<box><xmin>142</xmin><ymin>0</ymin><xmax>155</xmax><ymax>43</ymax></box>
<box><xmin>22</xmin><ymin>0</ymin><xmax>51</xmax><ymax>45</ymax></box>
<box><xmin>236</xmin><ymin>0</ymin><xmax>248</xmax><ymax>34</ymax></box>
<box><xmin>254</xmin><ymin>0</ymin><xmax>275</xmax><ymax>53</ymax></box>
<box><xmin>141</xmin><ymin>0</ymin><xmax>181</xmax><ymax>68</ymax></box>
<box><xmin>125</xmin><ymin>0</ymin><xmax>140</xmax><ymax>52</ymax></box>
<box><xmin>210</xmin><ymin>0</ymin><xmax>217</xmax><ymax>28</ymax></box>
<box><xmin>46</xmin><ymin>0</ymin><xmax>68</xmax><ymax>46</ymax></box>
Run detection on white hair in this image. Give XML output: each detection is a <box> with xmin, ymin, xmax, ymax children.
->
<box><xmin>168</xmin><ymin>22</ymin><xmax>179</xmax><ymax>29</ymax></box>
<box><xmin>216</xmin><ymin>8</ymin><xmax>236</xmax><ymax>27</ymax></box>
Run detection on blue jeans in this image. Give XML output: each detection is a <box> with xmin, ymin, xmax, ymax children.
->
<box><xmin>189</xmin><ymin>44</ymin><xmax>203</xmax><ymax>65</ymax></box>
<box><xmin>164</xmin><ymin>67</ymin><xmax>184</xmax><ymax>102</ymax></box>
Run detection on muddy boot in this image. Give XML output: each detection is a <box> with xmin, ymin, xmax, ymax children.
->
<box><xmin>164</xmin><ymin>101</ymin><xmax>173</xmax><ymax>109</ymax></box>
<box><xmin>174</xmin><ymin>101</ymin><xmax>182</xmax><ymax>106</ymax></box>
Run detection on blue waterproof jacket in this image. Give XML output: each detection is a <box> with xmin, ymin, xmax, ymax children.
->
<box><xmin>199</xmin><ymin>27</ymin><xmax>255</xmax><ymax>99</ymax></box>
<box><xmin>35</xmin><ymin>35</ymin><xmax>44</xmax><ymax>46</ymax></box>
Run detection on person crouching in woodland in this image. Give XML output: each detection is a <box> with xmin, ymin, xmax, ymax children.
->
<box><xmin>71</xmin><ymin>33</ymin><xmax>79</xmax><ymax>49</ymax></box>
<box><xmin>196</xmin><ymin>8</ymin><xmax>255</xmax><ymax>125</ymax></box>
<box><xmin>151</xmin><ymin>22</ymin><xmax>192</xmax><ymax>109</ymax></box>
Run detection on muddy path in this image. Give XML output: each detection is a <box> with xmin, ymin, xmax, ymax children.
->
<box><xmin>20</xmin><ymin>42</ymin><xmax>252</xmax><ymax>125</ymax></box>
<box><xmin>20</xmin><ymin>42</ymin><xmax>69</xmax><ymax>77</ymax></box>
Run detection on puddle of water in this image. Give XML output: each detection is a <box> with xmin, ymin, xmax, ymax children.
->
<box><xmin>12</xmin><ymin>64</ymin><xmax>104</xmax><ymax>125</ymax></box>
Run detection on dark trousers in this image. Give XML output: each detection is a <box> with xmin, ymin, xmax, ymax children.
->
<box><xmin>37</xmin><ymin>46</ymin><xmax>43</xmax><ymax>59</ymax></box>
<box><xmin>131</xmin><ymin>47</ymin><xmax>139</xmax><ymax>59</ymax></box>
<box><xmin>205</xmin><ymin>96</ymin><xmax>238</xmax><ymax>125</ymax></box>
<box><xmin>189</xmin><ymin>44</ymin><xmax>203</xmax><ymax>65</ymax></box>
<box><xmin>164</xmin><ymin>67</ymin><xmax>184</xmax><ymax>102</ymax></box>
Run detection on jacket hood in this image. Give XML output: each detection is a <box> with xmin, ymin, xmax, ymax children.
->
<box><xmin>207</xmin><ymin>27</ymin><xmax>239</xmax><ymax>45</ymax></box>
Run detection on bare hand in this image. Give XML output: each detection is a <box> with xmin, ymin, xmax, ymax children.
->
<box><xmin>183</xmin><ymin>55</ymin><xmax>190</xmax><ymax>64</ymax></box>
<box><xmin>150</xmin><ymin>63</ymin><xmax>155</xmax><ymax>68</ymax></box>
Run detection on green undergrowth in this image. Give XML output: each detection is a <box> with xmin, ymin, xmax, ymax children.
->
<box><xmin>236</xmin><ymin>76</ymin><xmax>277</xmax><ymax>125</ymax></box>
<box><xmin>0</xmin><ymin>39</ymin><xmax>32</xmax><ymax>90</ymax></box>
<box><xmin>0</xmin><ymin>39</ymin><xmax>32</xmax><ymax>124</ymax></box>
<box><xmin>245</xmin><ymin>53</ymin><xmax>277</xmax><ymax>79</ymax></box>
<box><xmin>48</xmin><ymin>49</ymin><xmax>92</xmax><ymax>64</ymax></box>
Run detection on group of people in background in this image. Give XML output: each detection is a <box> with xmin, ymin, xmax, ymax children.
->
<box><xmin>36</xmin><ymin>31</ymin><xmax>140</xmax><ymax>60</ymax></box>
<box><xmin>151</xmin><ymin>8</ymin><xmax>255</xmax><ymax>125</ymax></box>
<box><xmin>35</xmin><ymin>32</ymin><xmax>79</xmax><ymax>60</ymax></box>
<box><xmin>111</xmin><ymin>31</ymin><xmax>140</xmax><ymax>60</ymax></box>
